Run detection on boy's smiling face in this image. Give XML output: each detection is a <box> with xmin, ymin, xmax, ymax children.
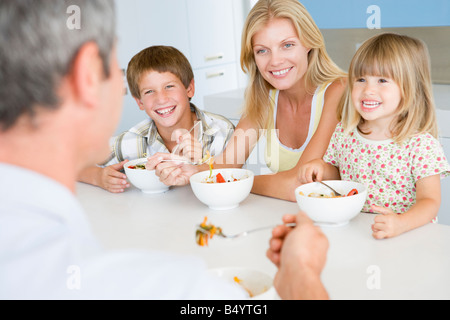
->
<box><xmin>135</xmin><ymin>71</ymin><xmax>194</xmax><ymax>130</ymax></box>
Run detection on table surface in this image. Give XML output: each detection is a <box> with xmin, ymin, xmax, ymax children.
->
<box><xmin>76</xmin><ymin>182</ymin><xmax>450</xmax><ymax>300</ymax></box>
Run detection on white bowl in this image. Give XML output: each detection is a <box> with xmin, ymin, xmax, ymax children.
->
<box><xmin>295</xmin><ymin>180</ymin><xmax>367</xmax><ymax>227</ymax></box>
<box><xmin>209</xmin><ymin>267</ymin><xmax>276</xmax><ymax>300</ymax></box>
<box><xmin>189</xmin><ymin>169</ymin><xmax>254</xmax><ymax>210</ymax></box>
<box><xmin>124</xmin><ymin>158</ymin><xmax>169</xmax><ymax>194</ymax></box>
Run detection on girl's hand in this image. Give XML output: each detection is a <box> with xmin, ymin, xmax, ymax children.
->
<box><xmin>371</xmin><ymin>204</ymin><xmax>405</xmax><ymax>239</ymax></box>
<box><xmin>297</xmin><ymin>159</ymin><xmax>327</xmax><ymax>184</ymax></box>
<box><xmin>99</xmin><ymin>160</ymin><xmax>130</xmax><ymax>193</ymax></box>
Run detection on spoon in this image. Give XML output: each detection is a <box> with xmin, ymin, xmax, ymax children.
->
<box><xmin>159</xmin><ymin>156</ymin><xmax>210</xmax><ymax>166</ymax></box>
<box><xmin>203</xmin><ymin>126</ymin><xmax>219</xmax><ymax>137</ymax></box>
<box><xmin>196</xmin><ymin>223</ymin><xmax>296</xmax><ymax>240</ymax></box>
<box><xmin>138</xmin><ymin>125</ymin><xmax>220</xmax><ymax>166</ymax></box>
<box><xmin>136</xmin><ymin>156</ymin><xmax>209</xmax><ymax>167</ymax></box>
<box><xmin>317</xmin><ymin>181</ymin><xmax>342</xmax><ymax>197</ymax></box>
<box><xmin>171</xmin><ymin>121</ymin><xmax>202</xmax><ymax>155</ymax></box>
<box><xmin>163</xmin><ymin>127</ymin><xmax>219</xmax><ymax>165</ymax></box>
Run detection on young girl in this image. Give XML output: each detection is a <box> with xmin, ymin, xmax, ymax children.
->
<box><xmin>298</xmin><ymin>33</ymin><xmax>450</xmax><ymax>239</ymax></box>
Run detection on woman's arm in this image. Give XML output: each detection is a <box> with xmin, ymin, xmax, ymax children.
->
<box><xmin>251</xmin><ymin>79</ymin><xmax>346</xmax><ymax>202</ymax></box>
<box><xmin>213</xmin><ymin>115</ymin><xmax>259</xmax><ymax>168</ymax></box>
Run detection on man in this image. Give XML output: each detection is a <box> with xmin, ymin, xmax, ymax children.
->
<box><xmin>0</xmin><ymin>0</ymin><xmax>328</xmax><ymax>300</ymax></box>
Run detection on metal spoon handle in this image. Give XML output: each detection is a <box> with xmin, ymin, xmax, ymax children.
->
<box><xmin>198</xmin><ymin>222</ymin><xmax>296</xmax><ymax>240</ymax></box>
<box><xmin>171</xmin><ymin>121</ymin><xmax>201</xmax><ymax>154</ymax></box>
<box><xmin>317</xmin><ymin>181</ymin><xmax>341</xmax><ymax>196</ymax></box>
<box><xmin>235</xmin><ymin>222</ymin><xmax>297</xmax><ymax>238</ymax></box>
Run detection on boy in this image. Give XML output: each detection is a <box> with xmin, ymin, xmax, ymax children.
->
<box><xmin>78</xmin><ymin>46</ymin><xmax>235</xmax><ymax>192</ymax></box>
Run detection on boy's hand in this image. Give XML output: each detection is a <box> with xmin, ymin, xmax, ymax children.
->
<box><xmin>146</xmin><ymin>153</ymin><xmax>199</xmax><ymax>186</ymax></box>
<box><xmin>371</xmin><ymin>205</ymin><xmax>404</xmax><ymax>239</ymax></box>
<box><xmin>98</xmin><ymin>160</ymin><xmax>130</xmax><ymax>193</ymax></box>
<box><xmin>172</xmin><ymin>128</ymin><xmax>203</xmax><ymax>162</ymax></box>
<box><xmin>297</xmin><ymin>159</ymin><xmax>327</xmax><ymax>184</ymax></box>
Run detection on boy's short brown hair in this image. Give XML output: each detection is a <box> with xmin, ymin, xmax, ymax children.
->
<box><xmin>126</xmin><ymin>45</ymin><xmax>194</xmax><ymax>99</ymax></box>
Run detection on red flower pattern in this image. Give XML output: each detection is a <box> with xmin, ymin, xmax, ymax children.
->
<box><xmin>322</xmin><ymin>124</ymin><xmax>450</xmax><ymax>213</ymax></box>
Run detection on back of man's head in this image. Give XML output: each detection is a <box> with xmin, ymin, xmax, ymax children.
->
<box><xmin>0</xmin><ymin>0</ymin><xmax>116</xmax><ymax>131</ymax></box>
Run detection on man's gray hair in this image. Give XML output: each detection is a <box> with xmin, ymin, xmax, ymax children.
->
<box><xmin>0</xmin><ymin>0</ymin><xmax>116</xmax><ymax>130</ymax></box>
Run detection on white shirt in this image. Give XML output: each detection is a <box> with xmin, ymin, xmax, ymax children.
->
<box><xmin>0</xmin><ymin>163</ymin><xmax>246</xmax><ymax>299</ymax></box>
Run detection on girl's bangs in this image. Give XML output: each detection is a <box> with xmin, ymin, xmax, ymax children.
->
<box><xmin>351</xmin><ymin>43</ymin><xmax>397</xmax><ymax>81</ymax></box>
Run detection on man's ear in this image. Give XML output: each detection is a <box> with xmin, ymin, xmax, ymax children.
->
<box><xmin>70</xmin><ymin>42</ymin><xmax>104</xmax><ymax>108</ymax></box>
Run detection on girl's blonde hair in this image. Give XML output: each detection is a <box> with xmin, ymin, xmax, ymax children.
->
<box><xmin>240</xmin><ymin>0</ymin><xmax>346</xmax><ymax>130</ymax></box>
<box><xmin>340</xmin><ymin>32</ymin><xmax>438</xmax><ymax>142</ymax></box>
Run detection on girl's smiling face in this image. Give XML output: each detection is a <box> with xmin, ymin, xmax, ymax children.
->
<box><xmin>352</xmin><ymin>75</ymin><xmax>402</xmax><ymax>128</ymax></box>
<box><xmin>252</xmin><ymin>18</ymin><xmax>310</xmax><ymax>91</ymax></box>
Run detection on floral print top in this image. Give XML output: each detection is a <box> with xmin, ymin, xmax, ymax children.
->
<box><xmin>323</xmin><ymin>123</ymin><xmax>450</xmax><ymax>213</ymax></box>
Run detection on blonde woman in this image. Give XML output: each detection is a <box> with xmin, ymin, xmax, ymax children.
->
<box><xmin>147</xmin><ymin>0</ymin><xmax>346</xmax><ymax>201</ymax></box>
<box><xmin>298</xmin><ymin>33</ymin><xmax>450</xmax><ymax>239</ymax></box>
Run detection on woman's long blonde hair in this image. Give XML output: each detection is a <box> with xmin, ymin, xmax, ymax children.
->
<box><xmin>240</xmin><ymin>0</ymin><xmax>346</xmax><ymax>130</ymax></box>
<box><xmin>340</xmin><ymin>32</ymin><xmax>438</xmax><ymax>143</ymax></box>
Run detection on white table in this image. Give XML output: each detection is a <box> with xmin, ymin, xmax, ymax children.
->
<box><xmin>76</xmin><ymin>182</ymin><xmax>450</xmax><ymax>300</ymax></box>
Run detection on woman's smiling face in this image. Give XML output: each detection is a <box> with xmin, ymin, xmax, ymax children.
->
<box><xmin>252</xmin><ymin>18</ymin><xmax>310</xmax><ymax>91</ymax></box>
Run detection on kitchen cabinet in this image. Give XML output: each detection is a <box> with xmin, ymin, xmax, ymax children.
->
<box><xmin>187</xmin><ymin>0</ymin><xmax>247</xmax><ymax>109</ymax></box>
<box><xmin>192</xmin><ymin>63</ymin><xmax>239</xmax><ymax>113</ymax></box>
<box><xmin>186</xmin><ymin>0</ymin><xmax>236</xmax><ymax>70</ymax></box>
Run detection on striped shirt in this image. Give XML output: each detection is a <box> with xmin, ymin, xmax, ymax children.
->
<box><xmin>103</xmin><ymin>104</ymin><xmax>234</xmax><ymax>166</ymax></box>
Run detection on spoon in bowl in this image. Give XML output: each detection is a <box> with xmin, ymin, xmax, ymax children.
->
<box><xmin>316</xmin><ymin>181</ymin><xmax>342</xmax><ymax>197</ymax></box>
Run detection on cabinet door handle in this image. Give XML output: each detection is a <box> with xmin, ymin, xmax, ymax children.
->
<box><xmin>204</xmin><ymin>53</ymin><xmax>224</xmax><ymax>62</ymax></box>
<box><xmin>206</xmin><ymin>70</ymin><xmax>225</xmax><ymax>79</ymax></box>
